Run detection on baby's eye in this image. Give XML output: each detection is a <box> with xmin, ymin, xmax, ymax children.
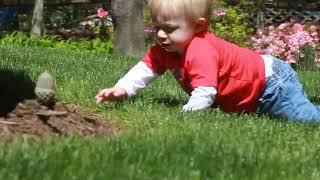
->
<box><xmin>164</xmin><ymin>27</ymin><xmax>177</xmax><ymax>33</ymax></box>
<box><xmin>154</xmin><ymin>26</ymin><xmax>161</xmax><ymax>32</ymax></box>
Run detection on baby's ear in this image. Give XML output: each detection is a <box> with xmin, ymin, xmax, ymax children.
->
<box><xmin>195</xmin><ymin>17</ymin><xmax>208</xmax><ymax>32</ymax></box>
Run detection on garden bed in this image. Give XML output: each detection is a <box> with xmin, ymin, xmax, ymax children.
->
<box><xmin>0</xmin><ymin>99</ymin><xmax>119</xmax><ymax>142</ymax></box>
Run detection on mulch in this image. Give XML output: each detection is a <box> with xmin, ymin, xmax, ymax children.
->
<box><xmin>0</xmin><ymin>99</ymin><xmax>119</xmax><ymax>142</ymax></box>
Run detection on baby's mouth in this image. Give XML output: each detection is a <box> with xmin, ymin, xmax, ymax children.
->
<box><xmin>160</xmin><ymin>43</ymin><xmax>172</xmax><ymax>50</ymax></box>
<box><xmin>160</xmin><ymin>42</ymin><xmax>169</xmax><ymax>46</ymax></box>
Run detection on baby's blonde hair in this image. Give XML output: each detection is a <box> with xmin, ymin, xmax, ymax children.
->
<box><xmin>149</xmin><ymin>0</ymin><xmax>212</xmax><ymax>23</ymax></box>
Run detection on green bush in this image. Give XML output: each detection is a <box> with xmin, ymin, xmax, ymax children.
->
<box><xmin>210</xmin><ymin>2</ymin><xmax>254</xmax><ymax>47</ymax></box>
<box><xmin>294</xmin><ymin>45</ymin><xmax>317</xmax><ymax>71</ymax></box>
<box><xmin>0</xmin><ymin>31</ymin><xmax>113</xmax><ymax>54</ymax></box>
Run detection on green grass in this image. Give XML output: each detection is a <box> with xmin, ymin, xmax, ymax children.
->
<box><xmin>2</xmin><ymin>45</ymin><xmax>320</xmax><ymax>179</ymax></box>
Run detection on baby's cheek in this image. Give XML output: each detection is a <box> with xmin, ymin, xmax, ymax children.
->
<box><xmin>173</xmin><ymin>33</ymin><xmax>188</xmax><ymax>43</ymax></box>
<box><xmin>172</xmin><ymin>31</ymin><xmax>193</xmax><ymax>45</ymax></box>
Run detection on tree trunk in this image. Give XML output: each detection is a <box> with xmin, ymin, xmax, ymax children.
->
<box><xmin>31</xmin><ymin>0</ymin><xmax>44</xmax><ymax>37</ymax></box>
<box><xmin>111</xmin><ymin>0</ymin><xmax>145</xmax><ymax>57</ymax></box>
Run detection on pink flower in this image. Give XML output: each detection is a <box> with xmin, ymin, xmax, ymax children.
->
<box><xmin>310</xmin><ymin>25</ymin><xmax>317</xmax><ymax>32</ymax></box>
<box><xmin>97</xmin><ymin>8</ymin><xmax>108</xmax><ymax>18</ymax></box>
<box><xmin>212</xmin><ymin>8</ymin><xmax>225</xmax><ymax>17</ymax></box>
<box><xmin>144</xmin><ymin>26</ymin><xmax>156</xmax><ymax>33</ymax></box>
<box><xmin>278</xmin><ymin>22</ymin><xmax>289</xmax><ymax>30</ymax></box>
<box><xmin>311</xmin><ymin>31</ymin><xmax>318</xmax><ymax>37</ymax></box>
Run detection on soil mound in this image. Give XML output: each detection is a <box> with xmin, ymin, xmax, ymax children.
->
<box><xmin>0</xmin><ymin>99</ymin><xmax>116</xmax><ymax>141</ymax></box>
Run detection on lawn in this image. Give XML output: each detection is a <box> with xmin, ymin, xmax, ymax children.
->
<box><xmin>1</xmin><ymin>45</ymin><xmax>320</xmax><ymax>179</ymax></box>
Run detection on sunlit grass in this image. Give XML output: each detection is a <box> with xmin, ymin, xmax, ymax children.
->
<box><xmin>1</xmin><ymin>45</ymin><xmax>320</xmax><ymax>179</ymax></box>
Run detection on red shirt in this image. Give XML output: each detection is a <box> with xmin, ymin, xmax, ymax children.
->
<box><xmin>143</xmin><ymin>31</ymin><xmax>266</xmax><ymax>113</ymax></box>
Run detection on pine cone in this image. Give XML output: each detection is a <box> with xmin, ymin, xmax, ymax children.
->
<box><xmin>34</xmin><ymin>71</ymin><xmax>55</xmax><ymax>106</ymax></box>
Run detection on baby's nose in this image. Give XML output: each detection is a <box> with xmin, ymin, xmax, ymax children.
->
<box><xmin>156</xmin><ymin>29</ymin><xmax>167</xmax><ymax>39</ymax></box>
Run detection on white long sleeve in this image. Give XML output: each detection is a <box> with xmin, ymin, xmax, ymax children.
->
<box><xmin>114</xmin><ymin>61</ymin><xmax>217</xmax><ymax>111</ymax></box>
<box><xmin>182</xmin><ymin>86</ymin><xmax>217</xmax><ymax>112</ymax></box>
<box><xmin>115</xmin><ymin>61</ymin><xmax>157</xmax><ymax>97</ymax></box>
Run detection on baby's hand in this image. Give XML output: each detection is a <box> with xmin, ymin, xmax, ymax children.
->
<box><xmin>95</xmin><ymin>87</ymin><xmax>128</xmax><ymax>104</ymax></box>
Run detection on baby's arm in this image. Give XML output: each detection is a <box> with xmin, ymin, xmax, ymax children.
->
<box><xmin>96</xmin><ymin>61</ymin><xmax>157</xmax><ymax>104</ymax></box>
<box><xmin>182</xmin><ymin>87</ymin><xmax>217</xmax><ymax>112</ymax></box>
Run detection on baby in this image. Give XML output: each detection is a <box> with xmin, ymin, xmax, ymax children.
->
<box><xmin>96</xmin><ymin>0</ymin><xmax>320</xmax><ymax>122</ymax></box>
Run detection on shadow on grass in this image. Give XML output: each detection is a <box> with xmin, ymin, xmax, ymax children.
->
<box><xmin>153</xmin><ymin>96</ymin><xmax>183</xmax><ymax>107</ymax></box>
<box><xmin>310</xmin><ymin>96</ymin><xmax>320</xmax><ymax>104</ymax></box>
<box><xmin>0</xmin><ymin>69</ymin><xmax>35</xmax><ymax>116</ymax></box>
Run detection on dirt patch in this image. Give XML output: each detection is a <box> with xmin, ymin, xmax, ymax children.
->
<box><xmin>0</xmin><ymin>99</ymin><xmax>119</xmax><ymax>142</ymax></box>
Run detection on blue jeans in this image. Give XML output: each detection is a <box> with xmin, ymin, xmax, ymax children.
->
<box><xmin>258</xmin><ymin>55</ymin><xmax>320</xmax><ymax>122</ymax></box>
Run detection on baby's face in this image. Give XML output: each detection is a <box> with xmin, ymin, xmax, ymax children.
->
<box><xmin>153</xmin><ymin>16</ymin><xmax>197</xmax><ymax>55</ymax></box>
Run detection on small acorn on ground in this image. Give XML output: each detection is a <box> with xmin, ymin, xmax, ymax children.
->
<box><xmin>34</xmin><ymin>71</ymin><xmax>55</xmax><ymax>106</ymax></box>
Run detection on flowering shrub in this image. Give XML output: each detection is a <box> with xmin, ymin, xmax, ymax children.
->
<box><xmin>251</xmin><ymin>19</ymin><xmax>319</xmax><ymax>64</ymax></box>
<box><xmin>94</xmin><ymin>8</ymin><xmax>113</xmax><ymax>37</ymax></box>
<box><xmin>143</xmin><ymin>9</ymin><xmax>156</xmax><ymax>48</ymax></box>
<box><xmin>79</xmin><ymin>7</ymin><xmax>113</xmax><ymax>38</ymax></box>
